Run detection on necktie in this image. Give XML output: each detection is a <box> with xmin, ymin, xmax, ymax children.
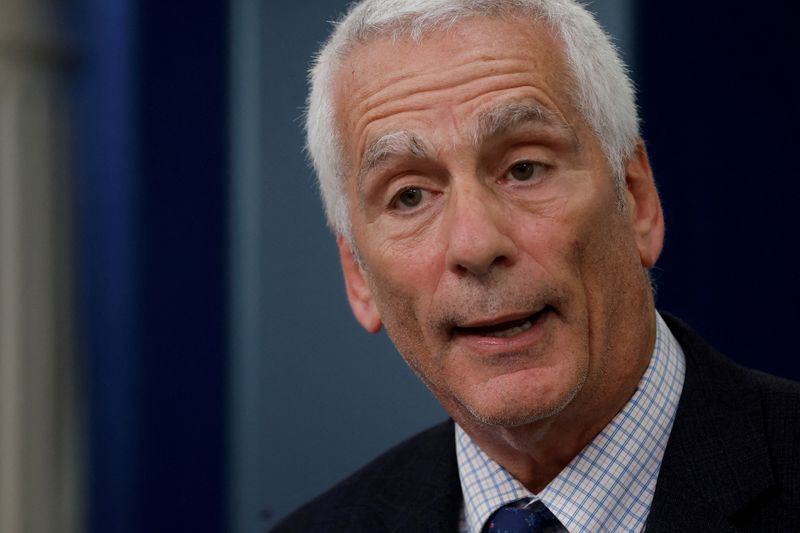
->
<box><xmin>482</xmin><ymin>499</ymin><xmax>568</xmax><ymax>533</ymax></box>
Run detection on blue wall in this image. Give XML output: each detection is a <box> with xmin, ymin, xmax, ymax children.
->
<box><xmin>76</xmin><ymin>1</ymin><xmax>229</xmax><ymax>532</ymax></box>
<box><xmin>73</xmin><ymin>0</ymin><xmax>140</xmax><ymax>529</ymax></box>
<box><xmin>637</xmin><ymin>2</ymin><xmax>800</xmax><ymax>380</ymax></box>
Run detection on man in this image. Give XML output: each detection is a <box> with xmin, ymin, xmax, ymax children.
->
<box><xmin>272</xmin><ymin>0</ymin><xmax>800</xmax><ymax>531</ymax></box>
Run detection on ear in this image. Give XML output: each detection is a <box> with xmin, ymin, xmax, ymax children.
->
<box><xmin>337</xmin><ymin>235</ymin><xmax>382</xmax><ymax>333</ymax></box>
<box><xmin>624</xmin><ymin>139</ymin><xmax>665</xmax><ymax>268</ymax></box>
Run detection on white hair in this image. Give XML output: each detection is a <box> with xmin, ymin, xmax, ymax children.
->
<box><xmin>306</xmin><ymin>0</ymin><xmax>639</xmax><ymax>240</ymax></box>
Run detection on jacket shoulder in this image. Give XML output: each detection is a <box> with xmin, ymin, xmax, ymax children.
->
<box><xmin>269</xmin><ymin>420</ymin><xmax>460</xmax><ymax>533</ymax></box>
<box><xmin>653</xmin><ymin>313</ymin><xmax>800</xmax><ymax>531</ymax></box>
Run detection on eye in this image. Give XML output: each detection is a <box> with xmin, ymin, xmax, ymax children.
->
<box><xmin>398</xmin><ymin>187</ymin><xmax>422</xmax><ymax>207</ymax></box>
<box><xmin>392</xmin><ymin>187</ymin><xmax>426</xmax><ymax>210</ymax></box>
<box><xmin>507</xmin><ymin>161</ymin><xmax>543</xmax><ymax>182</ymax></box>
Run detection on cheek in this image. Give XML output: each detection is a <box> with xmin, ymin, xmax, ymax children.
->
<box><xmin>545</xmin><ymin>189</ymin><xmax>626</xmax><ymax>275</ymax></box>
<box><xmin>516</xmin><ymin>192</ymin><xmax>629</xmax><ymax>334</ymax></box>
<box><xmin>514</xmin><ymin>208</ymin><xmax>589</xmax><ymax>284</ymax></box>
<box><xmin>365</xmin><ymin>256</ymin><xmax>435</xmax><ymax>341</ymax></box>
<box><xmin>368</xmin><ymin>273</ymin><xmax>448</xmax><ymax>389</ymax></box>
<box><xmin>368</xmin><ymin>233</ymin><xmax>445</xmax><ymax>311</ymax></box>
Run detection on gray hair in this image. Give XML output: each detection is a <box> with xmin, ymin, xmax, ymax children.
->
<box><xmin>305</xmin><ymin>0</ymin><xmax>639</xmax><ymax>240</ymax></box>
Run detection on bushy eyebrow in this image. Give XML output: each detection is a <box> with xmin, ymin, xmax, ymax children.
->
<box><xmin>471</xmin><ymin>101</ymin><xmax>580</xmax><ymax>148</ymax></box>
<box><xmin>358</xmin><ymin>130</ymin><xmax>431</xmax><ymax>186</ymax></box>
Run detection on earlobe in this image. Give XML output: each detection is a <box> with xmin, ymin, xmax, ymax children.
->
<box><xmin>337</xmin><ymin>236</ymin><xmax>382</xmax><ymax>333</ymax></box>
<box><xmin>624</xmin><ymin>140</ymin><xmax>665</xmax><ymax>268</ymax></box>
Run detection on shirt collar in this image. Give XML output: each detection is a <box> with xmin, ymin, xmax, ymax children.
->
<box><xmin>456</xmin><ymin>312</ymin><xmax>686</xmax><ymax>533</ymax></box>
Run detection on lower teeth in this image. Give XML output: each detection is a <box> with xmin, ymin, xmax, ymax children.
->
<box><xmin>486</xmin><ymin>319</ymin><xmax>533</xmax><ymax>338</ymax></box>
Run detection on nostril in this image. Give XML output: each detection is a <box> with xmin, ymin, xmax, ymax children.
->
<box><xmin>452</xmin><ymin>252</ymin><xmax>511</xmax><ymax>278</ymax></box>
<box><xmin>492</xmin><ymin>255</ymin><xmax>509</xmax><ymax>267</ymax></box>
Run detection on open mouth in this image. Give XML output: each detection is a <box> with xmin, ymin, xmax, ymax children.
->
<box><xmin>453</xmin><ymin>306</ymin><xmax>552</xmax><ymax>339</ymax></box>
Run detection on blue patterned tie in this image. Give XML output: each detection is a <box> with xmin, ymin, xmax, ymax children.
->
<box><xmin>482</xmin><ymin>499</ymin><xmax>568</xmax><ymax>533</ymax></box>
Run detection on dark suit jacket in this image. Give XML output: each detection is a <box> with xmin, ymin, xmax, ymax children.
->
<box><xmin>271</xmin><ymin>315</ymin><xmax>800</xmax><ymax>532</ymax></box>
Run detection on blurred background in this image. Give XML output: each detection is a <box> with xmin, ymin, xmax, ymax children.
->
<box><xmin>0</xmin><ymin>1</ymin><xmax>797</xmax><ymax>532</ymax></box>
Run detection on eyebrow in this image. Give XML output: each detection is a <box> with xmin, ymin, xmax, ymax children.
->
<box><xmin>358</xmin><ymin>130</ymin><xmax>431</xmax><ymax>186</ymax></box>
<box><xmin>471</xmin><ymin>100</ymin><xmax>580</xmax><ymax>148</ymax></box>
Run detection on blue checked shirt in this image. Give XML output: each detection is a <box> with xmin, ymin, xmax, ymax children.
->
<box><xmin>456</xmin><ymin>312</ymin><xmax>686</xmax><ymax>532</ymax></box>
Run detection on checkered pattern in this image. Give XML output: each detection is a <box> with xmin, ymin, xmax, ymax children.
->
<box><xmin>457</xmin><ymin>312</ymin><xmax>686</xmax><ymax>533</ymax></box>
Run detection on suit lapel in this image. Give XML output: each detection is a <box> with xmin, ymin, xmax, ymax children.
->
<box><xmin>382</xmin><ymin>420</ymin><xmax>463</xmax><ymax>533</ymax></box>
<box><xmin>647</xmin><ymin>315</ymin><xmax>775</xmax><ymax>532</ymax></box>
<box><xmin>389</xmin><ymin>486</ymin><xmax>462</xmax><ymax>533</ymax></box>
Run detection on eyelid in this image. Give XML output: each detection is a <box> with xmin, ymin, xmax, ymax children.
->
<box><xmin>501</xmin><ymin>159</ymin><xmax>550</xmax><ymax>183</ymax></box>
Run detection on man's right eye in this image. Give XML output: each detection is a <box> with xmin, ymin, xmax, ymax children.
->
<box><xmin>393</xmin><ymin>187</ymin><xmax>424</xmax><ymax>209</ymax></box>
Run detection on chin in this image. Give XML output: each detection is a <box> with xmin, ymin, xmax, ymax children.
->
<box><xmin>461</xmin><ymin>393</ymin><xmax>576</xmax><ymax>428</ymax></box>
<box><xmin>454</xmin><ymin>368</ymin><xmax>587</xmax><ymax>429</ymax></box>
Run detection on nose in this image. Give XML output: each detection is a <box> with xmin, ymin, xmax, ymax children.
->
<box><xmin>444</xmin><ymin>185</ymin><xmax>518</xmax><ymax>277</ymax></box>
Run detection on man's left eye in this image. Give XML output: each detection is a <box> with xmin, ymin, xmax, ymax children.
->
<box><xmin>507</xmin><ymin>161</ymin><xmax>541</xmax><ymax>182</ymax></box>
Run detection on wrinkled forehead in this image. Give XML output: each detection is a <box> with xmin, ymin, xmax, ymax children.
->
<box><xmin>329</xmin><ymin>14</ymin><xmax>579</xmax><ymax>164</ymax></box>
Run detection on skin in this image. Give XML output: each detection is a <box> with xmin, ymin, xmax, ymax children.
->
<box><xmin>332</xmin><ymin>16</ymin><xmax>665</xmax><ymax>492</ymax></box>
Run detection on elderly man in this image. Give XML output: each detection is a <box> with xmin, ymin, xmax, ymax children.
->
<box><xmin>272</xmin><ymin>0</ymin><xmax>800</xmax><ymax>531</ymax></box>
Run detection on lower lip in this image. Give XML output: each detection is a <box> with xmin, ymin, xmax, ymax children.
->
<box><xmin>452</xmin><ymin>308</ymin><xmax>554</xmax><ymax>354</ymax></box>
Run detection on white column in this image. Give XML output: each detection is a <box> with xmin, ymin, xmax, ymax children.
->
<box><xmin>0</xmin><ymin>2</ymin><xmax>81</xmax><ymax>532</ymax></box>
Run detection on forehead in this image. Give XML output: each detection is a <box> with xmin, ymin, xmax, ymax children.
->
<box><xmin>332</xmin><ymin>15</ymin><xmax>578</xmax><ymax>165</ymax></box>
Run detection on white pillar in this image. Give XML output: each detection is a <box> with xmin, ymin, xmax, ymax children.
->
<box><xmin>0</xmin><ymin>2</ymin><xmax>81</xmax><ymax>532</ymax></box>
